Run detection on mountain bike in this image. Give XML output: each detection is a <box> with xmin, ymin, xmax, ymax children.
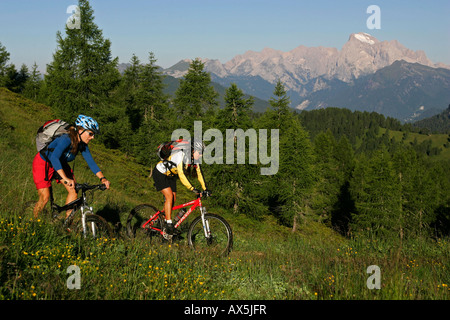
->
<box><xmin>126</xmin><ymin>191</ymin><xmax>233</xmax><ymax>256</ymax></box>
<box><xmin>24</xmin><ymin>183</ymin><xmax>112</xmax><ymax>239</ymax></box>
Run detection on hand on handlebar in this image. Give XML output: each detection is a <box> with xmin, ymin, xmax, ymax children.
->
<box><xmin>101</xmin><ymin>178</ymin><xmax>111</xmax><ymax>190</ymax></box>
<box><xmin>192</xmin><ymin>188</ymin><xmax>212</xmax><ymax>197</ymax></box>
<box><xmin>63</xmin><ymin>178</ymin><xmax>75</xmax><ymax>189</ymax></box>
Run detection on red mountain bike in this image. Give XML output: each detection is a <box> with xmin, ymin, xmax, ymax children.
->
<box><xmin>126</xmin><ymin>191</ymin><xmax>233</xmax><ymax>255</ymax></box>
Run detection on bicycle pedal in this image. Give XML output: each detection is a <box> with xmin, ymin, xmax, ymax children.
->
<box><xmin>163</xmin><ymin>232</ymin><xmax>173</xmax><ymax>241</ymax></box>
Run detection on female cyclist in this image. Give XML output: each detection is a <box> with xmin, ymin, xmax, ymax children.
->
<box><xmin>32</xmin><ymin>115</ymin><xmax>110</xmax><ymax>218</ymax></box>
<box><xmin>152</xmin><ymin>140</ymin><xmax>210</xmax><ymax>235</ymax></box>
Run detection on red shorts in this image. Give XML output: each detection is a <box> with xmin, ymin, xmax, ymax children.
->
<box><xmin>32</xmin><ymin>153</ymin><xmax>74</xmax><ymax>189</ymax></box>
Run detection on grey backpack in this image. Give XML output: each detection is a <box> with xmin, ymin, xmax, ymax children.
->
<box><xmin>36</xmin><ymin>119</ymin><xmax>71</xmax><ymax>152</ymax></box>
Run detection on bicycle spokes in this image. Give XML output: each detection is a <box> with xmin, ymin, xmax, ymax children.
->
<box><xmin>74</xmin><ymin>214</ymin><xmax>112</xmax><ymax>239</ymax></box>
<box><xmin>187</xmin><ymin>213</ymin><xmax>233</xmax><ymax>256</ymax></box>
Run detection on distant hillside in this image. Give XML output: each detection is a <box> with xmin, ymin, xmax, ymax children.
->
<box><xmin>118</xmin><ymin>62</ymin><xmax>270</xmax><ymax>113</ymax></box>
<box><xmin>162</xmin><ymin>74</ymin><xmax>270</xmax><ymax>113</ymax></box>
<box><xmin>297</xmin><ymin>107</ymin><xmax>450</xmax><ymax>159</ymax></box>
<box><xmin>412</xmin><ymin>105</ymin><xmax>450</xmax><ymax>134</ymax></box>
<box><xmin>299</xmin><ymin>60</ymin><xmax>450</xmax><ymax>122</ymax></box>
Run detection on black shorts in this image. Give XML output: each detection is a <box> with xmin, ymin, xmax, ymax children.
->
<box><xmin>153</xmin><ymin>168</ymin><xmax>177</xmax><ymax>192</ymax></box>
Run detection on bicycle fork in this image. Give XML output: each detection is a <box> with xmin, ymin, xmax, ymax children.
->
<box><xmin>200</xmin><ymin>206</ymin><xmax>211</xmax><ymax>239</ymax></box>
<box><xmin>80</xmin><ymin>205</ymin><xmax>94</xmax><ymax>238</ymax></box>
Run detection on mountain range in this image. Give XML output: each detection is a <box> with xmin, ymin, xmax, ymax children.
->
<box><xmin>161</xmin><ymin>32</ymin><xmax>450</xmax><ymax>122</ymax></box>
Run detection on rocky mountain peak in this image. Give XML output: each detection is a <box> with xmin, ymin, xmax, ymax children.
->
<box><xmin>161</xmin><ymin>32</ymin><xmax>449</xmax><ymax>117</ymax></box>
<box><xmin>349</xmin><ymin>32</ymin><xmax>380</xmax><ymax>45</ymax></box>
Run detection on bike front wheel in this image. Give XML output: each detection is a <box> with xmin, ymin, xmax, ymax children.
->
<box><xmin>74</xmin><ymin>213</ymin><xmax>112</xmax><ymax>239</ymax></box>
<box><xmin>187</xmin><ymin>213</ymin><xmax>233</xmax><ymax>256</ymax></box>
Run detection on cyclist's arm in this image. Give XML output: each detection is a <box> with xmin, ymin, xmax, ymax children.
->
<box><xmin>177</xmin><ymin>161</ymin><xmax>195</xmax><ymax>191</ymax></box>
<box><xmin>195</xmin><ymin>165</ymin><xmax>207</xmax><ymax>190</ymax></box>
<box><xmin>80</xmin><ymin>144</ymin><xmax>101</xmax><ymax>175</ymax></box>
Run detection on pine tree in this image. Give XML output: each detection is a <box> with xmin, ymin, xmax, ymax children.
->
<box><xmin>350</xmin><ymin>147</ymin><xmax>402</xmax><ymax>239</ymax></box>
<box><xmin>23</xmin><ymin>62</ymin><xmax>43</xmax><ymax>101</ymax></box>
<box><xmin>136</xmin><ymin>52</ymin><xmax>169</xmax><ymax>126</ymax></box>
<box><xmin>133</xmin><ymin>53</ymin><xmax>171</xmax><ymax>167</ymax></box>
<box><xmin>121</xmin><ymin>54</ymin><xmax>142</xmax><ymax>128</ymax></box>
<box><xmin>218</xmin><ymin>83</ymin><xmax>253</xmax><ymax>130</ymax></box>
<box><xmin>392</xmin><ymin>147</ymin><xmax>442</xmax><ymax>239</ymax></box>
<box><xmin>268</xmin><ymin>79</ymin><xmax>290</xmax><ymax>127</ymax></box>
<box><xmin>46</xmin><ymin>0</ymin><xmax>120</xmax><ymax>121</ymax></box>
<box><xmin>208</xmin><ymin>83</ymin><xmax>261</xmax><ymax>216</ymax></box>
<box><xmin>330</xmin><ymin>135</ymin><xmax>355</xmax><ymax>234</ymax></box>
<box><xmin>3</xmin><ymin>64</ymin><xmax>29</xmax><ymax>93</ymax></box>
<box><xmin>311</xmin><ymin>130</ymin><xmax>341</xmax><ymax>222</ymax></box>
<box><xmin>173</xmin><ymin>58</ymin><xmax>218</xmax><ymax>131</ymax></box>
<box><xmin>257</xmin><ymin>81</ymin><xmax>315</xmax><ymax>228</ymax></box>
<box><xmin>0</xmin><ymin>41</ymin><xmax>10</xmax><ymax>87</ymax></box>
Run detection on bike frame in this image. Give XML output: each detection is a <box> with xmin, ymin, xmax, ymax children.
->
<box><xmin>142</xmin><ymin>195</ymin><xmax>206</xmax><ymax>234</ymax></box>
<box><xmin>49</xmin><ymin>184</ymin><xmax>103</xmax><ymax>237</ymax></box>
<box><xmin>49</xmin><ymin>186</ymin><xmax>83</xmax><ymax>217</ymax></box>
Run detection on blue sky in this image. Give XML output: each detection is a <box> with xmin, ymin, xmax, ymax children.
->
<box><xmin>1</xmin><ymin>0</ymin><xmax>449</xmax><ymax>73</ymax></box>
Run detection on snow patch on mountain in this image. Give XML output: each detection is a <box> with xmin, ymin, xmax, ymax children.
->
<box><xmin>354</xmin><ymin>33</ymin><xmax>376</xmax><ymax>45</ymax></box>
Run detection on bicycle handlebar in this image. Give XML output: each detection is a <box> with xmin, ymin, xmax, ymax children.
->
<box><xmin>75</xmin><ymin>183</ymin><xmax>107</xmax><ymax>192</ymax></box>
<box><xmin>197</xmin><ymin>190</ymin><xmax>212</xmax><ymax>198</ymax></box>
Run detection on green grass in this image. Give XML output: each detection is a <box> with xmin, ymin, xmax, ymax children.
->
<box><xmin>0</xmin><ymin>88</ymin><xmax>449</xmax><ymax>300</ymax></box>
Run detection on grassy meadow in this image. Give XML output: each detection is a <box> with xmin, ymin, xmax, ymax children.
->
<box><xmin>0</xmin><ymin>88</ymin><xmax>449</xmax><ymax>300</ymax></box>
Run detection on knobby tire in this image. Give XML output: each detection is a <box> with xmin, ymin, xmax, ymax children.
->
<box><xmin>187</xmin><ymin>213</ymin><xmax>233</xmax><ymax>256</ymax></box>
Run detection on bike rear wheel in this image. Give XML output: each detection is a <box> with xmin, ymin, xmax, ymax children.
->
<box><xmin>187</xmin><ymin>213</ymin><xmax>233</xmax><ymax>256</ymax></box>
<box><xmin>74</xmin><ymin>213</ymin><xmax>112</xmax><ymax>239</ymax></box>
<box><xmin>127</xmin><ymin>204</ymin><xmax>164</xmax><ymax>242</ymax></box>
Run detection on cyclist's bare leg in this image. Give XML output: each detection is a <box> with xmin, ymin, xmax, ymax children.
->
<box><xmin>161</xmin><ymin>187</ymin><xmax>176</xmax><ymax>221</ymax></box>
<box><xmin>33</xmin><ymin>187</ymin><xmax>51</xmax><ymax>218</ymax></box>
<box><xmin>62</xmin><ymin>181</ymin><xmax>78</xmax><ymax>219</ymax></box>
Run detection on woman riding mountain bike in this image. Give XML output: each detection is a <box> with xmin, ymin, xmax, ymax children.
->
<box><xmin>152</xmin><ymin>140</ymin><xmax>211</xmax><ymax>235</ymax></box>
<box><xmin>32</xmin><ymin>114</ymin><xmax>110</xmax><ymax>219</ymax></box>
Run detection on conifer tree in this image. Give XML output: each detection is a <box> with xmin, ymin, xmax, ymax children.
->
<box><xmin>209</xmin><ymin>83</ymin><xmax>263</xmax><ymax>216</ymax></box>
<box><xmin>133</xmin><ymin>53</ymin><xmax>171</xmax><ymax>166</ymax></box>
<box><xmin>311</xmin><ymin>130</ymin><xmax>341</xmax><ymax>221</ymax></box>
<box><xmin>268</xmin><ymin>79</ymin><xmax>290</xmax><ymax>127</ymax></box>
<box><xmin>392</xmin><ymin>147</ymin><xmax>442</xmax><ymax>238</ymax></box>
<box><xmin>257</xmin><ymin>81</ymin><xmax>315</xmax><ymax>227</ymax></box>
<box><xmin>23</xmin><ymin>62</ymin><xmax>43</xmax><ymax>101</ymax></box>
<box><xmin>173</xmin><ymin>58</ymin><xmax>218</xmax><ymax>131</ymax></box>
<box><xmin>136</xmin><ymin>52</ymin><xmax>169</xmax><ymax>126</ymax></box>
<box><xmin>218</xmin><ymin>83</ymin><xmax>253</xmax><ymax>130</ymax></box>
<box><xmin>120</xmin><ymin>54</ymin><xmax>142</xmax><ymax>132</ymax></box>
<box><xmin>350</xmin><ymin>147</ymin><xmax>402</xmax><ymax>239</ymax></box>
<box><xmin>46</xmin><ymin>0</ymin><xmax>120</xmax><ymax>121</ymax></box>
<box><xmin>0</xmin><ymin>41</ymin><xmax>10</xmax><ymax>87</ymax></box>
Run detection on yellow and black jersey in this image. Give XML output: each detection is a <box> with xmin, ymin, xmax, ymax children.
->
<box><xmin>155</xmin><ymin>151</ymin><xmax>206</xmax><ymax>191</ymax></box>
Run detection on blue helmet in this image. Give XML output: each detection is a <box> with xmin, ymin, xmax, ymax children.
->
<box><xmin>75</xmin><ymin>115</ymin><xmax>100</xmax><ymax>134</ymax></box>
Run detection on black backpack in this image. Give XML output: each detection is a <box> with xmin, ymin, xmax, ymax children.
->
<box><xmin>156</xmin><ymin>139</ymin><xmax>190</xmax><ymax>161</ymax></box>
<box><xmin>156</xmin><ymin>139</ymin><xmax>190</xmax><ymax>175</ymax></box>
